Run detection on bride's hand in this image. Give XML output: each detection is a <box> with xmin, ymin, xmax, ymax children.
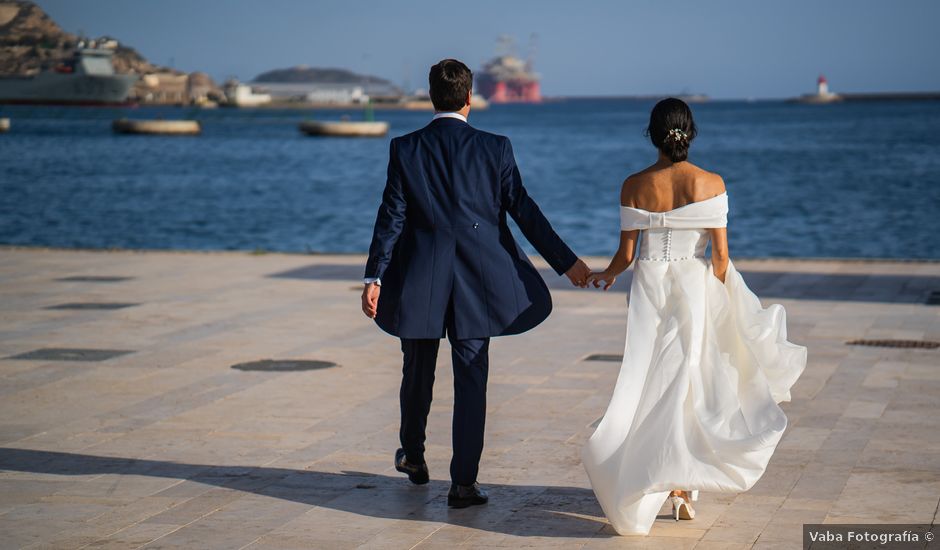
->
<box><xmin>587</xmin><ymin>270</ymin><xmax>617</xmax><ymax>291</ymax></box>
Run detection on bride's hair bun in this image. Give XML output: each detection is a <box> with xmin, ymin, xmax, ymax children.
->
<box><xmin>646</xmin><ymin>98</ymin><xmax>697</xmax><ymax>162</ymax></box>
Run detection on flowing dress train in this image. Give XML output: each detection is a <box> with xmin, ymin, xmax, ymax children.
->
<box><xmin>581</xmin><ymin>194</ymin><xmax>806</xmax><ymax>535</ymax></box>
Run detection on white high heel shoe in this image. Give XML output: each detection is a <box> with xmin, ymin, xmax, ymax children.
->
<box><xmin>669</xmin><ymin>494</ymin><xmax>695</xmax><ymax>521</ymax></box>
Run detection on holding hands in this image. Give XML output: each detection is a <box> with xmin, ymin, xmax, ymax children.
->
<box><xmin>586</xmin><ymin>270</ymin><xmax>617</xmax><ymax>291</ymax></box>
<box><xmin>364</xmin><ymin>257</ymin><xmax>618</xmax><ymax>322</ymax></box>
<box><xmin>363</xmin><ymin>257</ymin><xmax>616</xmax><ymax>322</ymax></box>
<box><xmin>567</xmin><ymin>258</ymin><xmax>620</xmax><ymax>291</ymax></box>
<box><xmin>564</xmin><ymin>259</ymin><xmax>592</xmax><ymax>288</ymax></box>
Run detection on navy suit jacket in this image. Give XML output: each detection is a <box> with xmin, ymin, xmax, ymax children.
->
<box><xmin>364</xmin><ymin>117</ymin><xmax>577</xmax><ymax>340</ymax></box>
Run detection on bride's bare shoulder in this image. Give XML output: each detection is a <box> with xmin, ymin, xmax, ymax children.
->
<box><xmin>688</xmin><ymin>164</ymin><xmax>726</xmax><ymax>199</ymax></box>
<box><xmin>620</xmin><ymin>173</ymin><xmax>646</xmax><ymax>207</ymax></box>
<box><xmin>620</xmin><ymin>166</ymin><xmax>657</xmax><ymax>207</ymax></box>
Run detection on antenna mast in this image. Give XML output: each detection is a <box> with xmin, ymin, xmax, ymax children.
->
<box><xmin>526</xmin><ymin>33</ymin><xmax>538</xmax><ymax>72</ymax></box>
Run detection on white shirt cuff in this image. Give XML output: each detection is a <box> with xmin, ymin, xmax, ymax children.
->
<box><xmin>363</xmin><ymin>277</ymin><xmax>381</xmax><ymax>286</ymax></box>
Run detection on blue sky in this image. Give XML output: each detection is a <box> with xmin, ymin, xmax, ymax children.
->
<box><xmin>39</xmin><ymin>0</ymin><xmax>940</xmax><ymax>99</ymax></box>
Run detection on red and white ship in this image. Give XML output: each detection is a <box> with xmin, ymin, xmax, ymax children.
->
<box><xmin>475</xmin><ymin>37</ymin><xmax>541</xmax><ymax>104</ymax></box>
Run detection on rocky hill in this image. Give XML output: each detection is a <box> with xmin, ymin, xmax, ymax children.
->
<box><xmin>254</xmin><ymin>65</ymin><xmax>396</xmax><ymax>88</ymax></box>
<box><xmin>0</xmin><ymin>0</ymin><xmax>170</xmax><ymax>75</ymax></box>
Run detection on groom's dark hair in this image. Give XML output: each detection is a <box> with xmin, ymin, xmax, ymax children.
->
<box><xmin>429</xmin><ymin>59</ymin><xmax>473</xmax><ymax>112</ymax></box>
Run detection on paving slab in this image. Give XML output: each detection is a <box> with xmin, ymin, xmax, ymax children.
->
<box><xmin>0</xmin><ymin>248</ymin><xmax>938</xmax><ymax>549</ymax></box>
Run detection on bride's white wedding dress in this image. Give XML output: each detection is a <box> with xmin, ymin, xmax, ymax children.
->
<box><xmin>581</xmin><ymin>193</ymin><xmax>806</xmax><ymax>535</ymax></box>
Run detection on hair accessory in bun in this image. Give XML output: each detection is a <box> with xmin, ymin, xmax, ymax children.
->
<box><xmin>666</xmin><ymin>128</ymin><xmax>688</xmax><ymax>142</ymax></box>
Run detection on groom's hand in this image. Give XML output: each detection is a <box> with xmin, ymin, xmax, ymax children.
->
<box><xmin>361</xmin><ymin>282</ymin><xmax>380</xmax><ymax>319</ymax></box>
<box><xmin>565</xmin><ymin>259</ymin><xmax>591</xmax><ymax>288</ymax></box>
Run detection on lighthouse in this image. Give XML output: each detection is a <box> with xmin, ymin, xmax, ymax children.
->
<box><xmin>793</xmin><ymin>74</ymin><xmax>843</xmax><ymax>104</ymax></box>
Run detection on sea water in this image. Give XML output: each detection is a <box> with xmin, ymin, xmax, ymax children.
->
<box><xmin>1</xmin><ymin>99</ymin><xmax>938</xmax><ymax>259</ymax></box>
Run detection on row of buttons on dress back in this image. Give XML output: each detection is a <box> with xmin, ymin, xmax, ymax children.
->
<box><xmin>637</xmin><ymin>228</ymin><xmax>705</xmax><ymax>261</ymax></box>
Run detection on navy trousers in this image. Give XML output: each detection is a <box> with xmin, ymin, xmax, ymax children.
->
<box><xmin>399</xmin><ymin>322</ymin><xmax>490</xmax><ymax>486</ymax></box>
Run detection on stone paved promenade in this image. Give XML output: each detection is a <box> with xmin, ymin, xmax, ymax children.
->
<box><xmin>1</xmin><ymin>248</ymin><xmax>938</xmax><ymax>549</ymax></box>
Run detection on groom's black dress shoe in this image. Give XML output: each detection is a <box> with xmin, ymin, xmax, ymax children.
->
<box><xmin>394</xmin><ymin>448</ymin><xmax>429</xmax><ymax>485</ymax></box>
<box><xmin>447</xmin><ymin>482</ymin><xmax>489</xmax><ymax>508</ymax></box>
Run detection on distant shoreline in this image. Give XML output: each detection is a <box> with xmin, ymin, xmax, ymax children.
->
<box><xmin>837</xmin><ymin>91</ymin><xmax>940</xmax><ymax>101</ymax></box>
<box><xmin>547</xmin><ymin>92</ymin><xmax>940</xmax><ymax>103</ymax></box>
<box><xmin>3</xmin><ymin>94</ymin><xmax>939</xmax><ymax>110</ymax></box>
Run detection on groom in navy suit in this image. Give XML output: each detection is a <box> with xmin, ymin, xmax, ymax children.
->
<box><xmin>362</xmin><ymin>59</ymin><xmax>590</xmax><ymax>508</ymax></box>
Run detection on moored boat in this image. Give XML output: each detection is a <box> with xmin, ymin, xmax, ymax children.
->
<box><xmin>0</xmin><ymin>43</ymin><xmax>137</xmax><ymax>106</ymax></box>
<box><xmin>112</xmin><ymin>118</ymin><xmax>200</xmax><ymax>135</ymax></box>
<box><xmin>299</xmin><ymin>120</ymin><xmax>388</xmax><ymax>137</ymax></box>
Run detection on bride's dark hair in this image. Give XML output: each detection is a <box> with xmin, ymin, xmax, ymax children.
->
<box><xmin>646</xmin><ymin>98</ymin><xmax>697</xmax><ymax>162</ymax></box>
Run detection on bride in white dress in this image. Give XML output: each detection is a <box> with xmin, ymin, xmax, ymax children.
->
<box><xmin>582</xmin><ymin>98</ymin><xmax>807</xmax><ymax>536</ymax></box>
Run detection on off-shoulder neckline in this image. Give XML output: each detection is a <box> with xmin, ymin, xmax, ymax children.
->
<box><xmin>621</xmin><ymin>192</ymin><xmax>727</xmax><ymax>214</ymax></box>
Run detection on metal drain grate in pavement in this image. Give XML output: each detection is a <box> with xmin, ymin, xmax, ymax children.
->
<box><xmin>927</xmin><ymin>291</ymin><xmax>940</xmax><ymax>305</ymax></box>
<box><xmin>6</xmin><ymin>348</ymin><xmax>135</xmax><ymax>361</ymax></box>
<box><xmin>584</xmin><ymin>354</ymin><xmax>623</xmax><ymax>362</ymax></box>
<box><xmin>231</xmin><ymin>359</ymin><xmax>338</xmax><ymax>372</ymax></box>
<box><xmin>46</xmin><ymin>302</ymin><xmax>139</xmax><ymax>310</ymax></box>
<box><xmin>846</xmin><ymin>339</ymin><xmax>939</xmax><ymax>350</ymax></box>
<box><xmin>56</xmin><ymin>276</ymin><xmax>133</xmax><ymax>282</ymax></box>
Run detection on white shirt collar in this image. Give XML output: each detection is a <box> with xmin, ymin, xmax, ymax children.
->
<box><xmin>432</xmin><ymin>112</ymin><xmax>467</xmax><ymax>122</ymax></box>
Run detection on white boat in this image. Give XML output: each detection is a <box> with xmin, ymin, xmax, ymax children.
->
<box><xmin>112</xmin><ymin>118</ymin><xmax>200</xmax><ymax>136</ymax></box>
<box><xmin>221</xmin><ymin>80</ymin><xmax>272</xmax><ymax>107</ymax></box>
<box><xmin>299</xmin><ymin>120</ymin><xmax>389</xmax><ymax>137</ymax></box>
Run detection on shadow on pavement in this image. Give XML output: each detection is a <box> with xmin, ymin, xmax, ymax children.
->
<box><xmin>0</xmin><ymin>448</ymin><xmax>611</xmax><ymax>539</ymax></box>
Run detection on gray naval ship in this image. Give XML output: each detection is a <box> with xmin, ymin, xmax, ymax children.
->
<box><xmin>0</xmin><ymin>43</ymin><xmax>138</xmax><ymax>105</ymax></box>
